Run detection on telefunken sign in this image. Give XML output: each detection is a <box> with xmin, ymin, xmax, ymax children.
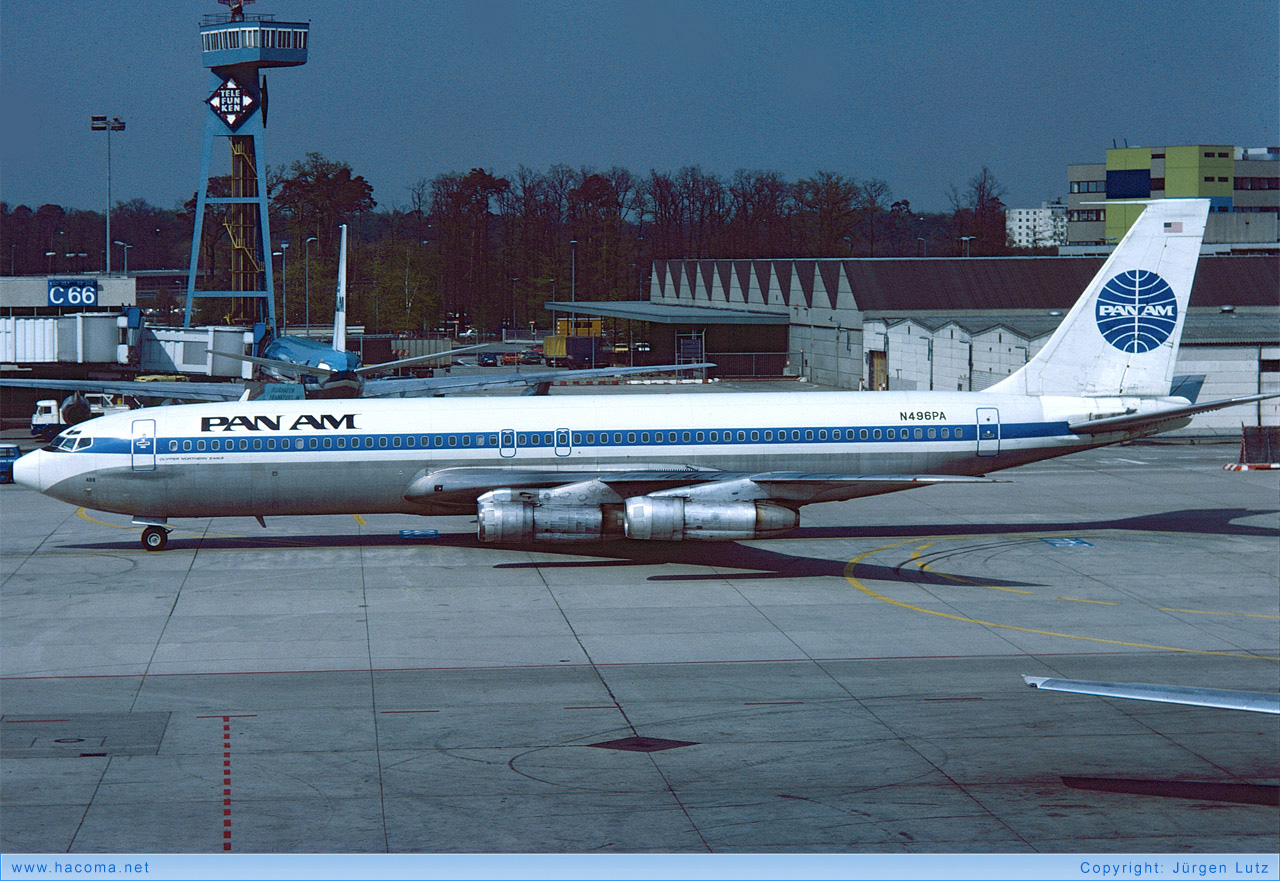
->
<box><xmin>47</xmin><ymin>278</ymin><xmax>99</xmax><ymax>307</ymax></box>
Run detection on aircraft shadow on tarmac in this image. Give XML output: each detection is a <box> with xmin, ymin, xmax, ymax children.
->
<box><xmin>61</xmin><ymin>507</ymin><xmax>1276</xmax><ymax>587</ymax></box>
<box><xmin>1062</xmin><ymin>776</ymin><xmax>1279</xmax><ymax>807</ymax></box>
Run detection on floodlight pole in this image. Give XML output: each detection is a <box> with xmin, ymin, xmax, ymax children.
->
<box><xmin>91</xmin><ymin>115</ymin><xmax>126</xmax><ymax>274</ymax></box>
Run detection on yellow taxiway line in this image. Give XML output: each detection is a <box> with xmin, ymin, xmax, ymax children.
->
<box><xmin>844</xmin><ymin>542</ymin><xmax>1278</xmax><ymax>662</ymax></box>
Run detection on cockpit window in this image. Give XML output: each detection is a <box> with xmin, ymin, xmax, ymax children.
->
<box><xmin>45</xmin><ymin>429</ymin><xmax>83</xmax><ymax>452</ymax></box>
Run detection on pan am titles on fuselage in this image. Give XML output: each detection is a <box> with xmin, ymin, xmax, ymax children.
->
<box><xmin>12</xmin><ymin>200</ymin><xmax>1278</xmax><ymax>551</ymax></box>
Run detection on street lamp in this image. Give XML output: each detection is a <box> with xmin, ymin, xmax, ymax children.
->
<box><xmin>45</xmin><ymin>251</ymin><xmax>56</xmax><ymax>274</ymax></box>
<box><xmin>510</xmin><ymin>276</ymin><xmax>518</xmax><ymax>341</ymax></box>
<box><xmin>280</xmin><ymin>241</ymin><xmax>289</xmax><ymax>335</ymax></box>
<box><xmin>90</xmin><ymin>115</ymin><xmax>125</xmax><ymax>273</ymax></box>
<box><xmin>304</xmin><ymin>236</ymin><xmax>317</xmax><ymax>337</ymax></box>
<box><xmin>273</xmin><ymin>250</ymin><xmax>286</xmax><ymax>332</ymax></box>
<box><xmin>113</xmin><ymin>241</ymin><xmax>132</xmax><ymax>276</ymax></box>
<box><xmin>569</xmin><ymin>238</ymin><xmax>577</xmax><ymax>332</ymax></box>
<box><xmin>917</xmin><ymin>237</ymin><xmax>927</xmax><ymax>258</ymax></box>
<box><xmin>960</xmin><ymin>235</ymin><xmax>975</xmax><ymax>257</ymax></box>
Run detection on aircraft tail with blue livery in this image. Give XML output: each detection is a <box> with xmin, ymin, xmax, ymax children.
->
<box><xmin>992</xmin><ymin>198</ymin><xmax>1204</xmax><ymax>399</ymax></box>
<box><xmin>13</xmin><ymin>198</ymin><xmax>1279</xmax><ymax>551</ymax></box>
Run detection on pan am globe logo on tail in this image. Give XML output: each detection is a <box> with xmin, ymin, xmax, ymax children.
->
<box><xmin>1094</xmin><ymin>270</ymin><xmax>1178</xmax><ymax>353</ymax></box>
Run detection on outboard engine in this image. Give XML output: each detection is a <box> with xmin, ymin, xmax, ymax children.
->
<box><xmin>624</xmin><ymin>496</ymin><xmax>798</xmax><ymax>541</ymax></box>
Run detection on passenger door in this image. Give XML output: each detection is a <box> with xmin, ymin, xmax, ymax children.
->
<box><xmin>131</xmin><ymin>419</ymin><xmax>157</xmax><ymax>471</ymax></box>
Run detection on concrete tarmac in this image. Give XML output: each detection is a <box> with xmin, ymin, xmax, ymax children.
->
<box><xmin>1</xmin><ymin>398</ymin><xmax>1276</xmax><ymax>853</ymax></box>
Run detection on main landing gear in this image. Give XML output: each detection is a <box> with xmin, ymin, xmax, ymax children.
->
<box><xmin>141</xmin><ymin>526</ymin><xmax>170</xmax><ymax>551</ymax></box>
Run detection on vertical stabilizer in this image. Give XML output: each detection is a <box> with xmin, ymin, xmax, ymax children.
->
<box><xmin>333</xmin><ymin>224</ymin><xmax>348</xmax><ymax>353</ymax></box>
<box><xmin>990</xmin><ymin>199</ymin><xmax>1209</xmax><ymax>397</ymax></box>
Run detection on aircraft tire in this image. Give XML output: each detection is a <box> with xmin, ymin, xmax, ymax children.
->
<box><xmin>142</xmin><ymin>526</ymin><xmax>169</xmax><ymax>552</ymax></box>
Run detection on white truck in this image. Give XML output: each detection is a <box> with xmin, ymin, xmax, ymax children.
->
<box><xmin>30</xmin><ymin>394</ymin><xmax>132</xmax><ymax>440</ymax></box>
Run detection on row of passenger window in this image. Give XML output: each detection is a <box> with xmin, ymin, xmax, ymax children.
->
<box><xmin>165</xmin><ymin>425</ymin><xmax>965</xmax><ymax>454</ymax></box>
<box><xmin>170</xmin><ymin>435</ymin><xmax>439</xmax><ymax>453</ymax></box>
<box><xmin>571</xmin><ymin>426</ymin><xmax>964</xmax><ymax>444</ymax></box>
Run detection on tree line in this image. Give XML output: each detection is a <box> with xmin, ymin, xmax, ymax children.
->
<box><xmin>1</xmin><ymin>158</ymin><xmax>1014</xmax><ymax>334</ymax></box>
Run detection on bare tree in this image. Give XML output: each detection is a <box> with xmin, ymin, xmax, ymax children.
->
<box><xmin>795</xmin><ymin>171</ymin><xmax>858</xmax><ymax>256</ymax></box>
<box><xmin>855</xmin><ymin>178</ymin><xmax>892</xmax><ymax>256</ymax></box>
<box><xmin>948</xmin><ymin>166</ymin><xmax>1008</xmax><ymax>255</ymax></box>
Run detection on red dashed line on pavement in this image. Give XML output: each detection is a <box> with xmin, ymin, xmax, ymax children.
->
<box><xmin>203</xmin><ymin>715</ymin><xmax>256</xmax><ymax>851</ymax></box>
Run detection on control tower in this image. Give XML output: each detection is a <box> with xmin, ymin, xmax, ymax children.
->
<box><xmin>184</xmin><ymin>0</ymin><xmax>308</xmax><ymax>336</ymax></box>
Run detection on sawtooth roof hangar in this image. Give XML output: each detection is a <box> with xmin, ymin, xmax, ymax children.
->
<box><xmin>549</xmin><ymin>255</ymin><xmax>1279</xmax><ymax>435</ymax></box>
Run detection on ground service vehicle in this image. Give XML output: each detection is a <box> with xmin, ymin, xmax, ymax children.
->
<box><xmin>0</xmin><ymin>443</ymin><xmax>19</xmax><ymax>483</ymax></box>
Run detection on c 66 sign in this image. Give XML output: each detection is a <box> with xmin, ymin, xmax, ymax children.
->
<box><xmin>48</xmin><ymin>279</ymin><xmax>99</xmax><ymax>307</ymax></box>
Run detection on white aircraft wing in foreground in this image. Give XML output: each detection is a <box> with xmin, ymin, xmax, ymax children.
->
<box><xmin>1023</xmin><ymin>676</ymin><xmax>1279</xmax><ymax>714</ymax></box>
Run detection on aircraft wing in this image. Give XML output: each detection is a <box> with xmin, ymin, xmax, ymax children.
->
<box><xmin>1068</xmin><ymin>392</ymin><xmax>1280</xmax><ymax>435</ymax></box>
<box><xmin>406</xmin><ymin>466</ymin><xmax>998</xmax><ymax>505</ymax></box>
<box><xmin>1022</xmin><ymin>675</ymin><xmax>1279</xmax><ymax>714</ymax></box>
<box><xmin>0</xmin><ymin>376</ymin><xmax>246</xmax><ymax>402</ymax></box>
<box><xmin>362</xmin><ymin>362</ymin><xmax>718</xmax><ymax>398</ymax></box>
<box><xmin>356</xmin><ymin>344</ymin><xmax>487</xmax><ymax>376</ymax></box>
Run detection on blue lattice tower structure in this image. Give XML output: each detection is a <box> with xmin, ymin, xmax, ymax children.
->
<box><xmin>184</xmin><ymin>0</ymin><xmax>308</xmax><ymax>334</ymax></box>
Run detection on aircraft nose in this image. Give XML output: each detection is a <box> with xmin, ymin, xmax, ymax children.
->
<box><xmin>12</xmin><ymin>449</ymin><xmax>43</xmax><ymax>492</ymax></box>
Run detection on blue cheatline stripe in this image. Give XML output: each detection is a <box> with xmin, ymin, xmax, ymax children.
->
<box><xmin>70</xmin><ymin>421</ymin><xmax>1073</xmax><ymax>458</ymax></box>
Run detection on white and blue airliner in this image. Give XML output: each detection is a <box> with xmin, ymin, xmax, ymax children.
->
<box><xmin>13</xmin><ymin>199</ymin><xmax>1274</xmax><ymax>551</ymax></box>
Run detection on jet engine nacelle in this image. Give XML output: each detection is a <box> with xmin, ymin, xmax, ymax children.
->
<box><xmin>624</xmin><ymin>497</ymin><xmax>798</xmax><ymax>541</ymax></box>
<box><xmin>477</xmin><ymin>499</ymin><xmax>616</xmax><ymax>543</ymax></box>
<box><xmin>60</xmin><ymin>394</ymin><xmax>92</xmax><ymax>426</ymax></box>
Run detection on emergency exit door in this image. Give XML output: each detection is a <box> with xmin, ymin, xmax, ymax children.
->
<box><xmin>975</xmin><ymin>408</ymin><xmax>1000</xmax><ymax>457</ymax></box>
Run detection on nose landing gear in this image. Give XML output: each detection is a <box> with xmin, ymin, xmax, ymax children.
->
<box><xmin>141</xmin><ymin>525</ymin><xmax>170</xmax><ymax>551</ymax></box>
<box><xmin>133</xmin><ymin>518</ymin><xmax>172</xmax><ymax>552</ymax></box>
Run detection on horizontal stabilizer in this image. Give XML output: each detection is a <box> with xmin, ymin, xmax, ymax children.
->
<box><xmin>1023</xmin><ymin>675</ymin><xmax>1279</xmax><ymax>714</ymax></box>
<box><xmin>1169</xmin><ymin>374</ymin><xmax>1205</xmax><ymax>403</ymax></box>
<box><xmin>1069</xmin><ymin>392</ymin><xmax>1280</xmax><ymax>435</ymax></box>
<box><xmin>218</xmin><ymin>351</ymin><xmax>338</xmax><ymax>377</ymax></box>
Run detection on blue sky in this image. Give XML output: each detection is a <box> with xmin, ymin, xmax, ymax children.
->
<box><xmin>2</xmin><ymin>0</ymin><xmax>1276</xmax><ymax>213</ymax></box>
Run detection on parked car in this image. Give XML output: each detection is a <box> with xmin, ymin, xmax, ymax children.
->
<box><xmin>0</xmin><ymin>443</ymin><xmax>20</xmax><ymax>484</ymax></box>
<box><xmin>476</xmin><ymin>351</ymin><xmax>498</xmax><ymax>367</ymax></box>
<box><xmin>500</xmin><ymin>351</ymin><xmax>519</xmax><ymax>365</ymax></box>
<box><xmin>518</xmin><ymin>349</ymin><xmax>542</xmax><ymax>365</ymax></box>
